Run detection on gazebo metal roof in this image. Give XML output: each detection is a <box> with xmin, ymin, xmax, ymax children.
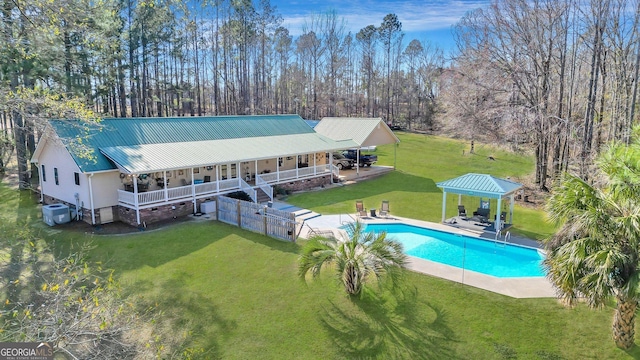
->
<box><xmin>436</xmin><ymin>173</ymin><xmax>523</xmax><ymax>199</ymax></box>
<box><xmin>436</xmin><ymin>173</ymin><xmax>523</xmax><ymax>233</ymax></box>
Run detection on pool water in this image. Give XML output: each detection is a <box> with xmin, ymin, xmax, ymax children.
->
<box><xmin>363</xmin><ymin>224</ymin><xmax>545</xmax><ymax>278</ymax></box>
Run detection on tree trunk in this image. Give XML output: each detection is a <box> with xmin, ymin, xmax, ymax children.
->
<box><xmin>613</xmin><ymin>295</ymin><xmax>637</xmax><ymax>349</ymax></box>
<box><xmin>344</xmin><ymin>265</ymin><xmax>361</xmax><ymax>296</ymax></box>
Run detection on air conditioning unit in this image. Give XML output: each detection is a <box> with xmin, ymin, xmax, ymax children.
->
<box><xmin>200</xmin><ymin>201</ymin><xmax>216</xmax><ymax>214</ymax></box>
<box><xmin>42</xmin><ymin>204</ymin><xmax>71</xmax><ymax>226</ymax></box>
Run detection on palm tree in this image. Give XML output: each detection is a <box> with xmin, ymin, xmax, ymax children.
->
<box><xmin>298</xmin><ymin>221</ymin><xmax>407</xmax><ymax>296</ymax></box>
<box><xmin>545</xmin><ymin>134</ymin><xmax>640</xmax><ymax>350</ymax></box>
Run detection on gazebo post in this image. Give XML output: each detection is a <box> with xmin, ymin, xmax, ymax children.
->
<box><xmin>496</xmin><ymin>197</ymin><xmax>502</xmax><ymax>232</ymax></box>
<box><xmin>441</xmin><ymin>191</ymin><xmax>447</xmax><ymax>223</ymax></box>
<box><xmin>509</xmin><ymin>193</ymin><xmax>515</xmax><ymax>224</ymax></box>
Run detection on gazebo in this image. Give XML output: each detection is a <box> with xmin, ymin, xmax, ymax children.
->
<box><xmin>436</xmin><ymin>173</ymin><xmax>523</xmax><ymax>232</ymax></box>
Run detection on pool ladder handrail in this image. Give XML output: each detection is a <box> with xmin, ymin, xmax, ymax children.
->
<box><xmin>495</xmin><ymin>230</ymin><xmax>510</xmax><ymax>247</ymax></box>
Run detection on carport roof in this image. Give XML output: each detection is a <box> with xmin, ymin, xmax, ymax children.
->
<box><xmin>314</xmin><ymin>117</ymin><xmax>399</xmax><ymax>147</ymax></box>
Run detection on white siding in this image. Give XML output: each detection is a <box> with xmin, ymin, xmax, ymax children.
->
<box><xmin>90</xmin><ymin>171</ymin><xmax>121</xmax><ymax>209</ymax></box>
<box><xmin>38</xmin><ymin>139</ymin><xmax>90</xmax><ymax>207</ymax></box>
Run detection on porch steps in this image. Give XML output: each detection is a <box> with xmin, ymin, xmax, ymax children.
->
<box><xmin>256</xmin><ymin>187</ymin><xmax>272</xmax><ymax>204</ymax></box>
<box><xmin>294</xmin><ymin>209</ymin><xmax>321</xmax><ymax>222</ymax></box>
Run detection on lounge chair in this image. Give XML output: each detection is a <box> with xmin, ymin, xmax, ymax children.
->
<box><xmin>458</xmin><ymin>205</ymin><xmax>467</xmax><ymax>218</ymax></box>
<box><xmin>473</xmin><ymin>208</ymin><xmax>490</xmax><ymax>223</ymax></box>
<box><xmin>379</xmin><ymin>200</ymin><xmax>390</xmax><ymax>218</ymax></box>
<box><xmin>355</xmin><ymin>200</ymin><xmax>367</xmax><ymax>218</ymax></box>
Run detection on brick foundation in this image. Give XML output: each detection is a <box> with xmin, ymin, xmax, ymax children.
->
<box><xmin>43</xmin><ymin>176</ymin><xmax>329</xmax><ymax>228</ymax></box>
<box><xmin>42</xmin><ymin>194</ymin><xmax>96</xmax><ymax>224</ymax></box>
<box><xmin>276</xmin><ymin>175</ymin><xmax>331</xmax><ymax>192</ymax></box>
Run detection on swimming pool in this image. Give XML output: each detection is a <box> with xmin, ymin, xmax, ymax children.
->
<box><xmin>362</xmin><ymin>223</ymin><xmax>545</xmax><ymax>278</ymax></box>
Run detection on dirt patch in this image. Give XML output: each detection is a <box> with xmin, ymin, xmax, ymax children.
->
<box><xmin>511</xmin><ymin>175</ymin><xmax>549</xmax><ymax>210</ymax></box>
<box><xmin>49</xmin><ymin>214</ymin><xmax>198</xmax><ymax>236</ymax></box>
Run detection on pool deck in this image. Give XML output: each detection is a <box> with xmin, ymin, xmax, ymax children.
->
<box><xmin>300</xmin><ymin>213</ymin><xmax>557</xmax><ymax>299</ymax></box>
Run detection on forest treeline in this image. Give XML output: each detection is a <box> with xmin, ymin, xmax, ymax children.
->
<box><xmin>1</xmin><ymin>0</ymin><xmax>639</xmax><ymax>191</ymax></box>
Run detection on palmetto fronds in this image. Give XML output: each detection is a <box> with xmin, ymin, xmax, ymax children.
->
<box><xmin>544</xmin><ymin>132</ymin><xmax>640</xmax><ymax>349</ymax></box>
<box><xmin>298</xmin><ymin>222</ymin><xmax>407</xmax><ymax>296</ymax></box>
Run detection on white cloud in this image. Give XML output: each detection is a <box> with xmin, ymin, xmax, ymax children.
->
<box><xmin>279</xmin><ymin>0</ymin><xmax>488</xmax><ymax>36</ymax></box>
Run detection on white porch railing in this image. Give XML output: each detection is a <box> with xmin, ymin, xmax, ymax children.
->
<box><xmin>255</xmin><ymin>174</ymin><xmax>273</xmax><ymax>201</ymax></box>
<box><xmin>258</xmin><ymin>164</ymin><xmax>330</xmax><ymax>185</ymax></box>
<box><xmin>239</xmin><ymin>178</ymin><xmax>257</xmax><ymax>202</ymax></box>
<box><xmin>118</xmin><ymin>164</ymin><xmax>331</xmax><ymax>208</ymax></box>
<box><xmin>330</xmin><ymin>164</ymin><xmax>340</xmax><ymax>178</ymax></box>
<box><xmin>168</xmin><ymin>186</ymin><xmax>192</xmax><ymax>199</ymax></box>
<box><xmin>117</xmin><ymin>190</ymin><xmax>136</xmax><ymax>206</ymax></box>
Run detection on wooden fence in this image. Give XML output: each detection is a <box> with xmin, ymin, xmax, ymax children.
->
<box><xmin>216</xmin><ymin>195</ymin><xmax>297</xmax><ymax>242</ymax></box>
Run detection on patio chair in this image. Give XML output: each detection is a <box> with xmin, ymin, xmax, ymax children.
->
<box><xmin>355</xmin><ymin>200</ymin><xmax>367</xmax><ymax>218</ymax></box>
<box><xmin>379</xmin><ymin>200</ymin><xmax>390</xmax><ymax>218</ymax></box>
<box><xmin>473</xmin><ymin>208</ymin><xmax>490</xmax><ymax>223</ymax></box>
<box><xmin>458</xmin><ymin>205</ymin><xmax>467</xmax><ymax>218</ymax></box>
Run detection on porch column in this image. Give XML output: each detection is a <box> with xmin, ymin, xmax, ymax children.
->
<box><xmin>313</xmin><ymin>153</ymin><xmax>317</xmax><ymax>175</ymax></box>
<box><xmin>215</xmin><ymin>165</ymin><xmax>219</xmax><ymax>191</ymax></box>
<box><xmin>496</xmin><ymin>197</ymin><xmax>502</xmax><ymax>232</ymax></box>
<box><xmin>441</xmin><ymin>190</ymin><xmax>447</xmax><ymax>223</ymax></box>
<box><xmin>296</xmin><ymin>157</ymin><xmax>299</xmax><ymax>178</ymax></box>
<box><xmin>329</xmin><ymin>152</ymin><xmax>334</xmax><ymax>184</ymax></box>
<box><xmin>191</xmin><ymin>169</ymin><xmax>196</xmax><ymax>213</ymax></box>
<box><xmin>163</xmin><ymin>170</ymin><xmax>168</xmax><ymax>202</ymax></box>
<box><xmin>133</xmin><ymin>175</ymin><xmax>140</xmax><ymax>225</ymax></box>
<box><xmin>356</xmin><ymin>147</ymin><xmax>361</xmax><ymax>176</ymax></box>
<box><xmin>254</xmin><ymin>160</ymin><xmax>258</xmax><ymax>180</ymax></box>
<box><xmin>237</xmin><ymin>162</ymin><xmax>241</xmax><ymax>187</ymax></box>
<box><xmin>277</xmin><ymin>159</ymin><xmax>280</xmax><ymax>182</ymax></box>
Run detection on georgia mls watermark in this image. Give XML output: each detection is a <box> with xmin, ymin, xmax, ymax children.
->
<box><xmin>0</xmin><ymin>342</ymin><xmax>54</xmax><ymax>360</ymax></box>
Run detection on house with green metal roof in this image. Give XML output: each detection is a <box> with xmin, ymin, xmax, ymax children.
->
<box><xmin>31</xmin><ymin>115</ymin><xmax>361</xmax><ymax>227</ymax></box>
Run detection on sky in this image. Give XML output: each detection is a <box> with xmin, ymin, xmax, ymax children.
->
<box><xmin>274</xmin><ymin>0</ymin><xmax>490</xmax><ymax>55</ymax></box>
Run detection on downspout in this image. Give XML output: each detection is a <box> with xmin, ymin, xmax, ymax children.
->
<box><xmin>88</xmin><ymin>173</ymin><xmax>96</xmax><ymax>224</ymax></box>
<box><xmin>37</xmin><ymin>163</ymin><xmax>44</xmax><ymax>203</ymax></box>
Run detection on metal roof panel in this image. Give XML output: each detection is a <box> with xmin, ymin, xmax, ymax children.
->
<box><xmin>100</xmin><ymin>133</ymin><xmax>359</xmax><ymax>174</ymax></box>
<box><xmin>49</xmin><ymin>115</ymin><xmax>316</xmax><ymax>172</ymax></box>
<box><xmin>436</xmin><ymin>173</ymin><xmax>523</xmax><ymax>198</ymax></box>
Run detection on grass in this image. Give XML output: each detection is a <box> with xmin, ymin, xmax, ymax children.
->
<box><xmin>1</xmin><ymin>133</ymin><xmax>637</xmax><ymax>359</ymax></box>
<box><xmin>288</xmin><ymin>132</ymin><xmax>555</xmax><ymax>240</ymax></box>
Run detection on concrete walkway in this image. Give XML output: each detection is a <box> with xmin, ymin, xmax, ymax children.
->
<box><xmin>300</xmin><ymin>214</ymin><xmax>557</xmax><ymax>299</ymax></box>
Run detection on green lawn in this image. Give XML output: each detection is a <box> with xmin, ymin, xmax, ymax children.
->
<box><xmin>288</xmin><ymin>132</ymin><xmax>555</xmax><ymax>240</ymax></box>
<box><xmin>1</xmin><ymin>133</ymin><xmax>638</xmax><ymax>359</ymax></box>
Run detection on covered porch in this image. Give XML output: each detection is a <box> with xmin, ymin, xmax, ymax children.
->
<box><xmin>116</xmin><ymin>157</ymin><xmax>338</xmax><ymax>209</ymax></box>
<box><xmin>100</xmin><ymin>132</ymin><xmax>358</xmax><ymax>226</ymax></box>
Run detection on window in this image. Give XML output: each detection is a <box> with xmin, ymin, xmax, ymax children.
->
<box><xmin>54</xmin><ymin>168</ymin><xmax>59</xmax><ymax>185</ymax></box>
<box><xmin>74</xmin><ymin>172</ymin><xmax>80</xmax><ymax>186</ymax></box>
<box><xmin>41</xmin><ymin>165</ymin><xmax>46</xmax><ymax>182</ymax></box>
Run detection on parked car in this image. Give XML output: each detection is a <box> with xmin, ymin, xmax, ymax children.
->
<box><xmin>342</xmin><ymin>149</ymin><xmax>377</xmax><ymax>167</ymax></box>
<box><xmin>332</xmin><ymin>152</ymin><xmax>355</xmax><ymax>170</ymax></box>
